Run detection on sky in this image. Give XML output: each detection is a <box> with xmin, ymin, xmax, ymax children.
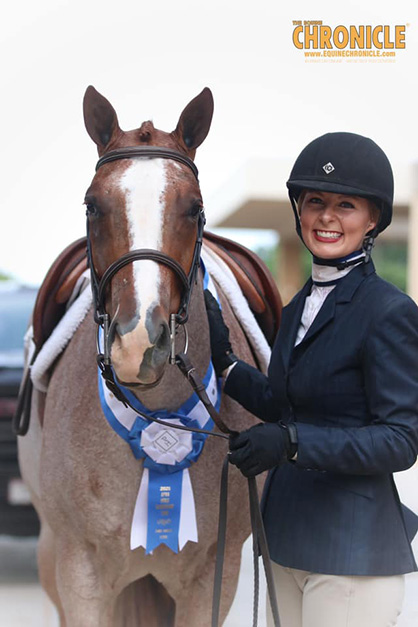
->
<box><xmin>1</xmin><ymin>0</ymin><xmax>417</xmax><ymax>284</ymax></box>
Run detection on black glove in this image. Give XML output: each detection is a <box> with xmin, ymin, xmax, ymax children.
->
<box><xmin>229</xmin><ymin>422</ymin><xmax>297</xmax><ymax>477</ymax></box>
<box><xmin>204</xmin><ymin>289</ymin><xmax>238</xmax><ymax>377</ymax></box>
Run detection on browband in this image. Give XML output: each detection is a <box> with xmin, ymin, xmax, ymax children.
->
<box><xmin>96</xmin><ymin>146</ymin><xmax>199</xmax><ymax>181</ymax></box>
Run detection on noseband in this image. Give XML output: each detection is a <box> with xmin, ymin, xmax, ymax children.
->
<box><xmin>86</xmin><ymin>146</ymin><xmax>206</xmax><ymax>365</ymax></box>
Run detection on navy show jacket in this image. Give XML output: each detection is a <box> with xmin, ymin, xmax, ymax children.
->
<box><xmin>225</xmin><ymin>261</ymin><xmax>418</xmax><ymax>575</ymax></box>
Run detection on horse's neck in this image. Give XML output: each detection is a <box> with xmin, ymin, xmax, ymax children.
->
<box><xmin>132</xmin><ymin>277</ymin><xmax>211</xmax><ymax>411</ymax></box>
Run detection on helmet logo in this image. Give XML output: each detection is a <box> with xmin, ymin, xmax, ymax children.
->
<box><xmin>323</xmin><ymin>162</ymin><xmax>335</xmax><ymax>174</ymax></box>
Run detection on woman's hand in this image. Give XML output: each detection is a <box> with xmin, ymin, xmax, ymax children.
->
<box><xmin>229</xmin><ymin>422</ymin><xmax>296</xmax><ymax>477</ymax></box>
<box><xmin>204</xmin><ymin>289</ymin><xmax>238</xmax><ymax>377</ymax></box>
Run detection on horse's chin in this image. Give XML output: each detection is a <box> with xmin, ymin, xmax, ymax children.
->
<box><xmin>115</xmin><ymin>369</ymin><xmax>165</xmax><ymax>390</ymax></box>
<box><xmin>112</xmin><ymin>352</ymin><xmax>167</xmax><ymax>389</ymax></box>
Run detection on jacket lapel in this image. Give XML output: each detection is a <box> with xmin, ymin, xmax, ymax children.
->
<box><xmin>279</xmin><ymin>278</ymin><xmax>312</xmax><ymax>371</ymax></box>
<box><xmin>280</xmin><ymin>260</ymin><xmax>376</xmax><ymax>368</ymax></box>
<box><xmin>298</xmin><ymin>288</ymin><xmax>337</xmax><ymax>345</ymax></box>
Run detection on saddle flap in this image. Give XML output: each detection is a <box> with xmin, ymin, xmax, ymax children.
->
<box><xmin>32</xmin><ymin>237</ymin><xmax>88</xmax><ymax>349</ymax></box>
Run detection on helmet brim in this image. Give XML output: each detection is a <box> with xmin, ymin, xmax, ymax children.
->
<box><xmin>287</xmin><ymin>178</ymin><xmax>381</xmax><ymax>202</ymax></box>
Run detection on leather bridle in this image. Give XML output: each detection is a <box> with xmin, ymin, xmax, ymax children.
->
<box><xmin>86</xmin><ymin>146</ymin><xmax>206</xmax><ymax>369</ymax></box>
<box><xmin>95</xmin><ymin>145</ymin><xmax>199</xmax><ymax>178</ymax></box>
<box><xmin>89</xmin><ymin>146</ymin><xmax>203</xmax><ymax>324</ymax></box>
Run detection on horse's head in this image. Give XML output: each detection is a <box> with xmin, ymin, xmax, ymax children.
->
<box><xmin>83</xmin><ymin>86</ymin><xmax>214</xmax><ymax>388</ymax></box>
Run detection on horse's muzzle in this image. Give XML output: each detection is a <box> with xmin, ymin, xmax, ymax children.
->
<box><xmin>111</xmin><ymin>316</ymin><xmax>171</xmax><ymax>386</ymax></box>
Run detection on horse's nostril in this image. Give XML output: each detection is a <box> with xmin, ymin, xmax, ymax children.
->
<box><xmin>155</xmin><ymin>323</ymin><xmax>170</xmax><ymax>351</ymax></box>
<box><xmin>116</xmin><ymin>313</ymin><xmax>140</xmax><ymax>337</ymax></box>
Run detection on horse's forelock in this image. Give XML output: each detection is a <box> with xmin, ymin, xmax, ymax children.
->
<box><xmin>137</xmin><ymin>121</ymin><xmax>155</xmax><ymax>143</ymax></box>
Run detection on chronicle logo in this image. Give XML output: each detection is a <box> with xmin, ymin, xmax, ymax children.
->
<box><xmin>323</xmin><ymin>162</ymin><xmax>335</xmax><ymax>174</ymax></box>
<box><xmin>292</xmin><ymin>21</ymin><xmax>407</xmax><ymax>60</ymax></box>
<box><xmin>292</xmin><ymin>22</ymin><xmax>406</xmax><ymax>50</ymax></box>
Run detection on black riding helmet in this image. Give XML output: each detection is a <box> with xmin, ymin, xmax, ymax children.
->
<box><xmin>286</xmin><ymin>132</ymin><xmax>394</xmax><ymax>242</ymax></box>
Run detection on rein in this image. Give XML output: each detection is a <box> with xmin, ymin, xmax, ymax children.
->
<box><xmin>178</xmin><ymin>354</ymin><xmax>281</xmax><ymax>627</ymax></box>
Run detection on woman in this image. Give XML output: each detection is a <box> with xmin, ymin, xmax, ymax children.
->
<box><xmin>205</xmin><ymin>132</ymin><xmax>418</xmax><ymax>627</ymax></box>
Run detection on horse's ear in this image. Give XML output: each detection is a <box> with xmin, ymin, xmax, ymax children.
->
<box><xmin>173</xmin><ymin>88</ymin><xmax>214</xmax><ymax>154</ymax></box>
<box><xmin>83</xmin><ymin>86</ymin><xmax>121</xmax><ymax>151</ymax></box>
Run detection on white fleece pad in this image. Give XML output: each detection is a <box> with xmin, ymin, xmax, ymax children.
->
<box><xmin>30</xmin><ymin>248</ymin><xmax>271</xmax><ymax>392</ymax></box>
<box><xmin>30</xmin><ymin>271</ymin><xmax>92</xmax><ymax>392</ymax></box>
<box><xmin>200</xmin><ymin>246</ymin><xmax>271</xmax><ymax>372</ymax></box>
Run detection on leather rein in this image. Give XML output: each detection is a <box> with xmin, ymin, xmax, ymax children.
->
<box><xmin>88</xmin><ymin>146</ymin><xmax>281</xmax><ymax>626</ymax></box>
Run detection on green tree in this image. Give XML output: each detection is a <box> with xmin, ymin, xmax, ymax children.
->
<box><xmin>372</xmin><ymin>242</ymin><xmax>407</xmax><ymax>292</ymax></box>
<box><xmin>0</xmin><ymin>269</ymin><xmax>13</xmax><ymax>281</ymax></box>
<box><xmin>253</xmin><ymin>245</ymin><xmax>279</xmax><ymax>279</ymax></box>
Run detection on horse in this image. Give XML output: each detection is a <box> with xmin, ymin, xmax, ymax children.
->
<box><xmin>18</xmin><ymin>86</ymin><xmax>265</xmax><ymax>626</ymax></box>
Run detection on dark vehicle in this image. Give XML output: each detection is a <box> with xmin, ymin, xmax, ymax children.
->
<box><xmin>0</xmin><ymin>283</ymin><xmax>40</xmax><ymax>536</ymax></box>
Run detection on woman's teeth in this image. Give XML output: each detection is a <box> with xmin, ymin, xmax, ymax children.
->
<box><xmin>315</xmin><ymin>230</ymin><xmax>342</xmax><ymax>240</ymax></box>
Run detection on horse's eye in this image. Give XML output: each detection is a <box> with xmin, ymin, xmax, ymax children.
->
<box><xmin>190</xmin><ymin>201</ymin><xmax>203</xmax><ymax>219</ymax></box>
<box><xmin>85</xmin><ymin>202</ymin><xmax>97</xmax><ymax>217</ymax></box>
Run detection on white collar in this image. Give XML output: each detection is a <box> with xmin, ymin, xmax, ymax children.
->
<box><xmin>312</xmin><ymin>254</ymin><xmax>364</xmax><ymax>285</ymax></box>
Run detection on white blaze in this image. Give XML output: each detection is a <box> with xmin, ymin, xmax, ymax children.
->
<box><xmin>119</xmin><ymin>159</ymin><xmax>167</xmax><ymax>322</ymax></box>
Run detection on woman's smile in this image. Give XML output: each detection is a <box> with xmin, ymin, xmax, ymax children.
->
<box><xmin>313</xmin><ymin>229</ymin><xmax>343</xmax><ymax>242</ymax></box>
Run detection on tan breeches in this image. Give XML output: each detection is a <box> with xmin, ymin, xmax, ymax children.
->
<box><xmin>266</xmin><ymin>562</ymin><xmax>405</xmax><ymax>627</ymax></box>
